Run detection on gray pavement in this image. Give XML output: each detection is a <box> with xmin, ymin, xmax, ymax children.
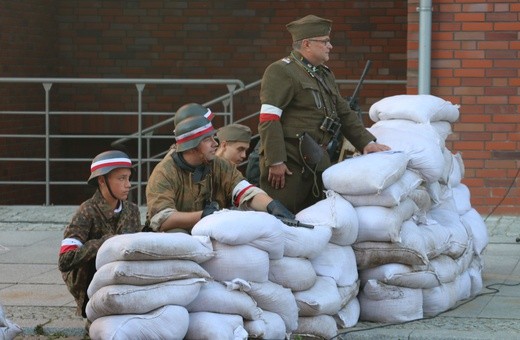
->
<box><xmin>0</xmin><ymin>206</ymin><xmax>519</xmax><ymax>339</ymax></box>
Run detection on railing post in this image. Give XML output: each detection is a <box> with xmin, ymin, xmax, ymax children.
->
<box><xmin>43</xmin><ymin>83</ymin><xmax>53</xmax><ymax>205</ymax></box>
<box><xmin>135</xmin><ymin>84</ymin><xmax>145</xmax><ymax>206</ymax></box>
<box><xmin>226</xmin><ymin>84</ymin><xmax>237</xmax><ymax>124</ymax></box>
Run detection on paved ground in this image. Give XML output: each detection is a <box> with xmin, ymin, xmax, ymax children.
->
<box><xmin>0</xmin><ymin>205</ymin><xmax>519</xmax><ymax>339</ymax></box>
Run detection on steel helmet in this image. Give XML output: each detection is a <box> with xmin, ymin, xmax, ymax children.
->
<box><xmin>87</xmin><ymin>150</ymin><xmax>133</xmax><ymax>186</ymax></box>
<box><xmin>174</xmin><ymin>115</ymin><xmax>216</xmax><ymax>152</ymax></box>
<box><xmin>173</xmin><ymin>103</ymin><xmax>214</xmax><ymax>126</ymax></box>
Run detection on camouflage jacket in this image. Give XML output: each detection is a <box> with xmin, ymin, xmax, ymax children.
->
<box><xmin>58</xmin><ymin>190</ymin><xmax>141</xmax><ymax>317</ymax></box>
<box><xmin>146</xmin><ymin>152</ymin><xmax>263</xmax><ymax>230</ymax></box>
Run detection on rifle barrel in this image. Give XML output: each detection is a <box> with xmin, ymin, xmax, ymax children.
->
<box><xmin>350</xmin><ymin>60</ymin><xmax>372</xmax><ymax>101</ymax></box>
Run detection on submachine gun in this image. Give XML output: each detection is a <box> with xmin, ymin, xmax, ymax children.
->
<box><xmin>325</xmin><ymin>60</ymin><xmax>372</xmax><ymax>162</ymax></box>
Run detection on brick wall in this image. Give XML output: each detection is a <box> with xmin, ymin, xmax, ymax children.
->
<box><xmin>0</xmin><ymin>0</ymin><xmax>58</xmax><ymax>203</ymax></box>
<box><xmin>407</xmin><ymin>0</ymin><xmax>520</xmax><ymax>215</ymax></box>
<box><xmin>0</xmin><ymin>0</ymin><xmax>408</xmax><ymax>204</ymax></box>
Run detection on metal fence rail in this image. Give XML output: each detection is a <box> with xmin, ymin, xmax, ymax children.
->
<box><xmin>0</xmin><ymin>77</ymin><xmax>405</xmax><ymax>206</ymax></box>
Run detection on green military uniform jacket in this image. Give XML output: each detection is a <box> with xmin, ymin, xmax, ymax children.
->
<box><xmin>259</xmin><ymin>50</ymin><xmax>375</xmax><ymax>169</ymax></box>
<box><xmin>58</xmin><ymin>190</ymin><xmax>141</xmax><ymax>317</ymax></box>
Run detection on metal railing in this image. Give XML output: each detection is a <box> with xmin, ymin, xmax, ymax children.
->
<box><xmin>0</xmin><ymin>77</ymin><xmax>244</xmax><ymax>205</ymax></box>
<box><xmin>0</xmin><ymin>77</ymin><xmax>406</xmax><ymax>206</ymax></box>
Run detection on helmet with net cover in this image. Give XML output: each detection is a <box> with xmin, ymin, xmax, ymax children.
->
<box><xmin>174</xmin><ymin>115</ymin><xmax>216</xmax><ymax>152</ymax></box>
<box><xmin>173</xmin><ymin>103</ymin><xmax>214</xmax><ymax>126</ymax></box>
<box><xmin>87</xmin><ymin>150</ymin><xmax>133</xmax><ymax>186</ymax></box>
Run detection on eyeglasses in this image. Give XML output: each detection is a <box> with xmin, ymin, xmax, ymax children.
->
<box><xmin>308</xmin><ymin>39</ymin><xmax>331</xmax><ymax>46</ymax></box>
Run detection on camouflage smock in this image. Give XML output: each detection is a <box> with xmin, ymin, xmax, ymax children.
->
<box><xmin>146</xmin><ymin>153</ymin><xmax>262</xmax><ymax>231</ymax></box>
<box><xmin>58</xmin><ymin>190</ymin><xmax>141</xmax><ymax>317</ymax></box>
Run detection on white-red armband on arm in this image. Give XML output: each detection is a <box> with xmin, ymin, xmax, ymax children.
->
<box><xmin>59</xmin><ymin>238</ymin><xmax>83</xmax><ymax>255</ymax></box>
<box><xmin>232</xmin><ymin>180</ymin><xmax>266</xmax><ymax>207</ymax></box>
<box><xmin>259</xmin><ymin>104</ymin><xmax>282</xmax><ymax>122</ymax></box>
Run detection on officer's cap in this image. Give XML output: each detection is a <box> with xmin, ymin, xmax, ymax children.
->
<box><xmin>216</xmin><ymin>124</ymin><xmax>252</xmax><ymax>143</ymax></box>
<box><xmin>286</xmin><ymin>15</ymin><xmax>332</xmax><ymax>42</ymax></box>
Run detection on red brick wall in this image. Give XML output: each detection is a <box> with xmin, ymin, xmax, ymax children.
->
<box><xmin>0</xmin><ymin>1</ymin><xmax>408</xmax><ymax>204</ymax></box>
<box><xmin>0</xmin><ymin>0</ymin><xmax>58</xmax><ymax>203</ymax></box>
<box><xmin>408</xmin><ymin>0</ymin><xmax>520</xmax><ymax>215</ymax></box>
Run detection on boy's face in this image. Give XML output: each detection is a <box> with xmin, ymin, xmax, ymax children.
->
<box><xmin>104</xmin><ymin>168</ymin><xmax>132</xmax><ymax>200</ymax></box>
<box><xmin>219</xmin><ymin>141</ymin><xmax>250</xmax><ymax>165</ymax></box>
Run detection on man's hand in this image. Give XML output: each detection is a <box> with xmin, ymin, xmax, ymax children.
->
<box><xmin>201</xmin><ymin>201</ymin><xmax>220</xmax><ymax>219</ymax></box>
<box><xmin>266</xmin><ymin>199</ymin><xmax>295</xmax><ymax>220</ymax></box>
<box><xmin>363</xmin><ymin>142</ymin><xmax>391</xmax><ymax>154</ymax></box>
<box><xmin>268</xmin><ymin>163</ymin><xmax>293</xmax><ymax>189</ymax></box>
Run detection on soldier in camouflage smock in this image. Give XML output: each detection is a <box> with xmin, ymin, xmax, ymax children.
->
<box><xmin>146</xmin><ymin>104</ymin><xmax>295</xmax><ymax>233</ymax></box>
<box><xmin>58</xmin><ymin>150</ymin><xmax>141</xmax><ymax>320</ymax></box>
<box><xmin>258</xmin><ymin>14</ymin><xmax>390</xmax><ymax>213</ymax></box>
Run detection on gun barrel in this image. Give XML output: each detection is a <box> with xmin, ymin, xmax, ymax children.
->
<box><xmin>350</xmin><ymin>60</ymin><xmax>372</xmax><ymax>102</ymax></box>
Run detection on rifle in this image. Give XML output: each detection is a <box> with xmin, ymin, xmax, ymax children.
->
<box><xmin>279</xmin><ymin>217</ymin><xmax>315</xmax><ymax>229</ymax></box>
<box><xmin>326</xmin><ymin>60</ymin><xmax>372</xmax><ymax>162</ymax></box>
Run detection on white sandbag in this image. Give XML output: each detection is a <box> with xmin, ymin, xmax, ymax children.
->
<box><xmin>338</xmin><ymin>281</ymin><xmax>360</xmax><ymax>307</ymax></box>
<box><xmin>369</xmin><ymin>94</ymin><xmax>460</xmax><ymax>123</ymax></box>
<box><xmin>416</xmin><ymin>220</ymin><xmax>452</xmax><ymax>259</ymax></box>
<box><xmin>191</xmin><ymin>210</ymin><xmax>284</xmax><ymax>260</ymax></box>
<box><xmin>322</xmin><ymin>150</ymin><xmax>409</xmax><ymax>195</ymax></box>
<box><xmin>408</xmin><ymin>186</ymin><xmax>432</xmax><ymax>216</ymax></box>
<box><xmin>360</xmin><ymin>263</ymin><xmax>441</xmax><ymax>289</ymax></box>
<box><xmin>355</xmin><ymin>198</ymin><xmax>418</xmax><ymax>243</ymax></box>
<box><xmin>422</xmin><ymin>280</ymin><xmax>459</xmax><ymax>317</ymax></box>
<box><xmin>226</xmin><ymin>279</ymin><xmax>298</xmax><ymax>332</ymax></box>
<box><xmin>428</xmin><ymin>207</ymin><xmax>471</xmax><ymax>259</ymax></box>
<box><xmin>449</xmin><ymin>152</ymin><xmax>465</xmax><ymax>186</ymax></box>
<box><xmin>269</xmin><ymin>256</ymin><xmax>317</xmax><ymax>292</ymax></box>
<box><xmin>86</xmin><ymin>278</ymin><xmax>205</xmax><ymax>321</ymax></box>
<box><xmin>451</xmin><ymin>183</ymin><xmax>472</xmax><ymax>215</ymax></box>
<box><xmin>310</xmin><ymin>244</ymin><xmax>358</xmax><ymax>286</ymax></box>
<box><xmin>88</xmin><ymin>259</ymin><xmax>210</xmax><ymax>298</ymax></box>
<box><xmin>368</xmin><ymin>120</ymin><xmax>445</xmax><ymax>183</ymax></box>
<box><xmin>359</xmin><ymin>280</ymin><xmax>423</xmax><ymax>322</ymax></box>
<box><xmin>295</xmin><ymin>314</ymin><xmax>338</xmax><ymax>339</ymax></box>
<box><xmin>454</xmin><ymin>270</ymin><xmax>472</xmax><ymax>301</ymax></box>
<box><xmin>89</xmin><ymin>305</ymin><xmax>189</xmax><ymax>340</ymax></box>
<box><xmin>185</xmin><ymin>312</ymin><xmax>248</xmax><ymax>340</ymax></box>
<box><xmin>296</xmin><ymin>190</ymin><xmax>359</xmax><ymax>246</ymax></box>
<box><xmin>428</xmin><ymin>255</ymin><xmax>461</xmax><ymax>284</ymax></box>
<box><xmin>244</xmin><ymin>311</ymin><xmax>286</xmax><ymax>340</ymax></box>
<box><xmin>431</xmin><ymin>120</ymin><xmax>453</xmax><ymax>143</ymax></box>
<box><xmin>343</xmin><ymin>170</ymin><xmax>423</xmax><ymax>208</ymax></box>
<box><xmin>0</xmin><ymin>303</ymin><xmax>22</xmax><ymax>340</ymax></box>
<box><xmin>294</xmin><ymin>276</ymin><xmax>342</xmax><ymax>316</ymax></box>
<box><xmin>282</xmin><ymin>224</ymin><xmax>331</xmax><ymax>259</ymax></box>
<box><xmin>468</xmin><ymin>256</ymin><xmax>483</xmax><ymax>297</ymax></box>
<box><xmin>96</xmin><ymin>232</ymin><xmax>214</xmax><ymax>269</ymax></box>
<box><xmin>334</xmin><ymin>297</ymin><xmax>360</xmax><ymax>328</ymax></box>
<box><xmin>460</xmin><ymin>208</ymin><xmax>489</xmax><ymax>255</ymax></box>
<box><xmin>186</xmin><ymin>281</ymin><xmax>262</xmax><ymax>320</ymax></box>
<box><xmin>201</xmin><ymin>241</ymin><xmax>269</xmax><ymax>282</ymax></box>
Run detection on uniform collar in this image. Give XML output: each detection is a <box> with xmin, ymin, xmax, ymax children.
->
<box><xmin>92</xmin><ymin>189</ymin><xmax>121</xmax><ymax>219</ymax></box>
<box><xmin>172</xmin><ymin>152</ymin><xmax>211</xmax><ymax>183</ymax></box>
<box><xmin>291</xmin><ymin>51</ymin><xmax>318</xmax><ymax>73</ymax></box>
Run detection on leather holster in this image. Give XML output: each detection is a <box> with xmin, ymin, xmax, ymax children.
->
<box><xmin>298</xmin><ymin>132</ymin><xmax>325</xmax><ymax>169</ymax></box>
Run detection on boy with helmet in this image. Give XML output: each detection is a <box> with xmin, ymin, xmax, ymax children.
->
<box><xmin>58</xmin><ymin>150</ymin><xmax>142</xmax><ymax>326</ymax></box>
<box><xmin>145</xmin><ymin>104</ymin><xmax>295</xmax><ymax>233</ymax></box>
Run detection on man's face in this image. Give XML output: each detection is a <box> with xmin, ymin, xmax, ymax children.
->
<box><xmin>197</xmin><ymin>135</ymin><xmax>218</xmax><ymax>162</ymax></box>
<box><xmin>219</xmin><ymin>141</ymin><xmax>250</xmax><ymax>165</ymax></box>
<box><xmin>304</xmin><ymin>35</ymin><xmax>332</xmax><ymax>65</ymax></box>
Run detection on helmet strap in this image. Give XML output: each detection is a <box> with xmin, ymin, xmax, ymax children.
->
<box><xmin>103</xmin><ymin>174</ymin><xmax>119</xmax><ymax>201</ymax></box>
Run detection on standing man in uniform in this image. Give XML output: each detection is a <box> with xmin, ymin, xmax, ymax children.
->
<box><xmin>58</xmin><ymin>150</ymin><xmax>142</xmax><ymax>330</ymax></box>
<box><xmin>145</xmin><ymin>105</ymin><xmax>295</xmax><ymax>233</ymax></box>
<box><xmin>215</xmin><ymin>123</ymin><xmax>252</xmax><ymax>166</ymax></box>
<box><xmin>258</xmin><ymin>14</ymin><xmax>390</xmax><ymax>214</ymax></box>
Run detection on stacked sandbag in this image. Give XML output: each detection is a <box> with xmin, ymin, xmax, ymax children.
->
<box><xmin>291</xmin><ymin>191</ymin><xmax>361</xmax><ymax>338</ymax></box>
<box><xmin>191</xmin><ymin>210</ymin><xmax>291</xmax><ymax>338</ymax></box>
<box><xmin>0</xmin><ymin>303</ymin><xmax>22</xmax><ymax>340</ymax></box>
<box><xmin>86</xmin><ymin>232</ymin><xmax>214</xmax><ymax>339</ymax></box>
<box><xmin>342</xmin><ymin>94</ymin><xmax>488</xmax><ymax>321</ymax></box>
